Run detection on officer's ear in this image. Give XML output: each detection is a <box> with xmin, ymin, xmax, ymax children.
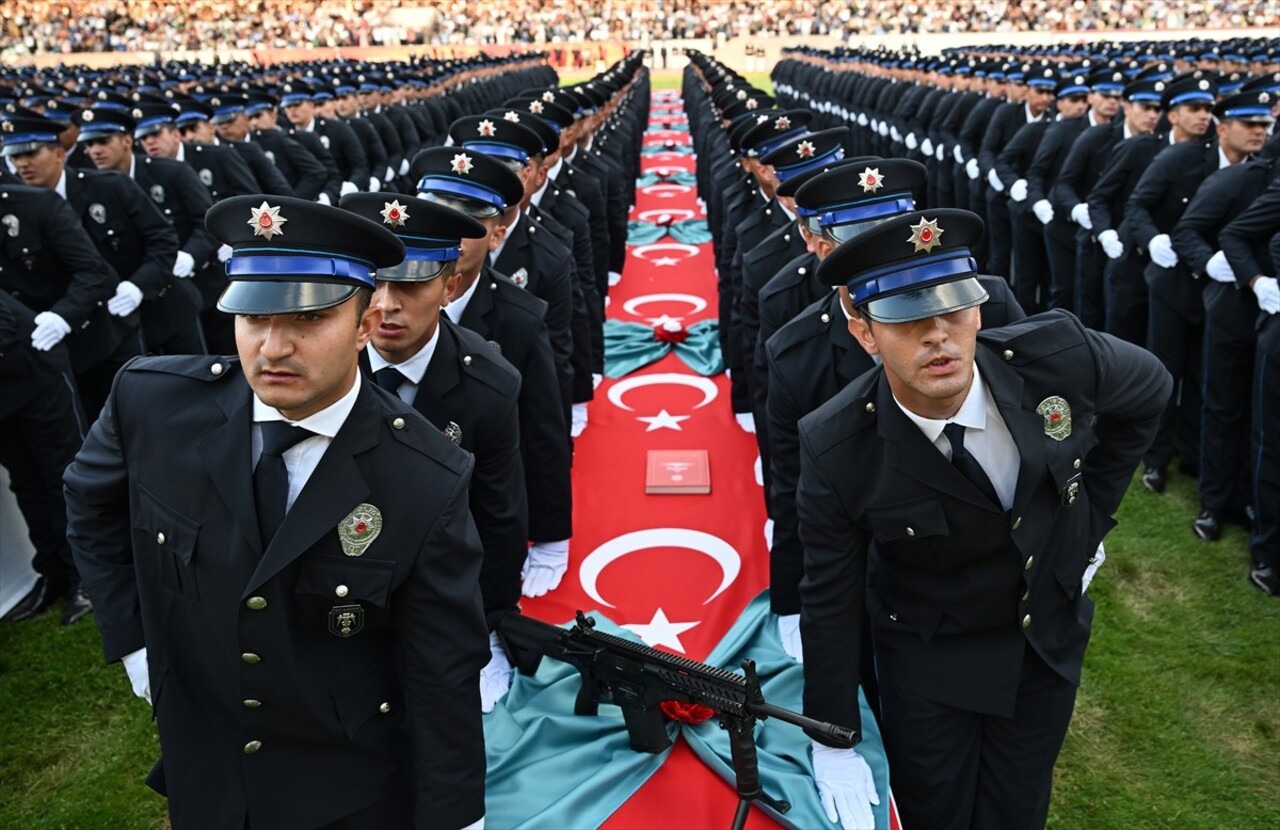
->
<box><xmin>353</xmin><ymin>287</ymin><xmax>381</xmax><ymax>349</ymax></box>
<box><xmin>842</xmin><ymin>288</ymin><xmax>879</xmax><ymax>356</ymax></box>
<box><xmin>488</xmin><ymin>217</ymin><xmax>510</xmax><ymax>252</ymax></box>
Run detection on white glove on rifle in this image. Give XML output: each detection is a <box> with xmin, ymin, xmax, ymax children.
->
<box><xmin>777</xmin><ymin>614</ymin><xmax>803</xmax><ymax>662</ymax></box>
<box><xmin>1254</xmin><ymin>276</ymin><xmax>1280</xmax><ymax>314</ymax></box>
<box><xmin>987</xmin><ymin>167</ymin><xmax>1005</xmax><ymax>193</ymax></box>
<box><xmin>1098</xmin><ymin>229</ymin><xmax>1124</xmax><ymax>260</ymax></box>
<box><xmin>172</xmin><ymin>250</ymin><xmax>195</xmax><ymax>278</ymax></box>
<box><xmin>812</xmin><ymin>743</ymin><xmax>880</xmax><ymax>830</ymax></box>
<box><xmin>31</xmin><ymin>311</ymin><xmax>71</xmax><ymax>351</ymax></box>
<box><xmin>1070</xmin><ymin>202</ymin><xmax>1092</xmax><ymax>229</ymax></box>
<box><xmin>1032</xmin><ymin>199</ymin><xmax>1054</xmax><ymax>225</ymax></box>
<box><xmin>479</xmin><ymin>632</ymin><xmax>513</xmax><ymax>713</ymax></box>
<box><xmin>522</xmin><ymin>539</ymin><xmax>569</xmax><ymax>598</ymax></box>
<box><xmin>1205</xmin><ymin>250</ymin><xmax>1236</xmax><ymax>284</ymax></box>
<box><xmin>122</xmin><ymin>647</ymin><xmax>152</xmax><ymax>704</ymax></box>
<box><xmin>1148</xmin><ymin>233</ymin><xmax>1178</xmax><ymax>269</ymax></box>
<box><xmin>107</xmin><ymin>280</ymin><xmax>143</xmax><ymax>317</ymax></box>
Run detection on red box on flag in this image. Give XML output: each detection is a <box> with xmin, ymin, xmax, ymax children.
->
<box><xmin>645</xmin><ymin>450</ymin><xmax>711</xmax><ymax>494</ymax></box>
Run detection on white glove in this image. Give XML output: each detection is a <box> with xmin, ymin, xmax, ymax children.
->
<box><xmin>777</xmin><ymin>614</ymin><xmax>803</xmax><ymax>662</ymax></box>
<box><xmin>340</xmin><ymin>180</ymin><xmax>359</xmax><ymax>196</ymax></box>
<box><xmin>935</xmin><ymin>142</ymin><xmax>945</xmax><ymax>161</ymax></box>
<box><xmin>368</xmin><ymin>176</ymin><xmax>381</xmax><ymax>192</ymax></box>
<box><xmin>920</xmin><ymin>137</ymin><xmax>933</xmax><ymax>157</ymax></box>
<box><xmin>1254</xmin><ymin>276</ymin><xmax>1280</xmax><ymax>314</ymax></box>
<box><xmin>1032</xmin><ymin>199</ymin><xmax>1054</xmax><ymax>225</ymax></box>
<box><xmin>965</xmin><ymin>158</ymin><xmax>979</xmax><ymax>180</ymax></box>
<box><xmin>905</xmin><ymin>131</ymin><xmax>918</xmax><ymax>150</ymax></box>
<box><xmin>399</xmin><ymin>158</ymin><xmax>410</xmax><ymax>176</ymax></box>
<box><xmin>122</xmin><ymin>647</ymin><xmax>151</xmax><ymax>704</ymax></box>
<box><xmin>869</xmin><ymin>118</ymin><xmax>878</xmax><ymax>133</ymax></box>
<box><xmin>1070</xmin><ymin>202</ymin><xmax>1092</xmax><ymax>230</ymax></box>
<box><xmin>1009</xmin><ymin>178</ymin><xmax>1028</xmax><ymax>202</ymax></box>
<box><xmin>30</xmin><ymin>311</ymin><xmax>71</xmax><ymax>351</ymax></box>
<box><xmin>107</xmin><ymin>280</ymin><xmax>144</xmax><ymax>317</ymax></box>
<box><xmin>812</xmin><ymin>743</ymin><xmax>880</xmax><ymax>830</ymax></box>
<box><xmin>592</xmin><ymin>372</ymin><xmax>603</xmax><ymax>390</ymax></box>
<box><xmin>217</xmin><ymin>243</ymin><xmax>234</xmax><ymax>263</ymax></box>
<box><xmin>735</xmin><ymin>412</ymin><xmax>756</xmax><ymax>434</ymax></box>
<box><xmin>889</xmin><ymin>126</ymin><xmax>901</xmax><ymax>143</ymax></box>
<box><xmin>878</xmin><ymin>122</ymin><xmax>889</xmax><ymax>138</ymax></box>
<box><xmin>608</xmin><ymin>270</ymin><xmax>622</xmax><ymax>287</ymax></box>
<box><xmin>954</xmin><ymin>145</ymin><xmax>965</xmax><ymax>164</ymax></box>
<box><xmin>1206</xmin><ymin>250</ymin><xmax>1236</xmax><ymax>284</ymax></box>
<box><xmin>570</xmin><ymin>402</ymin><xmax>588</xmax><ymax>438</ymax></box>
<box><xmin>1098</xmin><ymin>229</ymin><xmax>1124</xmax><ymax>260</ymax></box>
<box><xmin>172</xmin><ymin>250</ymin><xmax>195</xmax><ymax>278</ymax></box>
<box><xmin>1148</xmin><ymin>233</ymin><xmax>1178</xmax><ymax>269</ymax></box>
<box><xmin>1082</xmin><ymin>543</ymin><xmax>1106</xmax><ymax>594</ymax></box>
<box><xmin>522</xmin><ymin>539</ymin><xmax>569</xmax><ymax>598</ymax></box>
<box><xmin>479</xmin><ymin>632</ymin><xmax>513</xmax><ymax>714</ymax></box>
<box><xmin>856</xmin><ymin>113</ymin><xmax>868</xmax><ymax>127</ymax></box>
<box><xmin>987</xmin><ymin>167</ymin><xmax>1005</xmax><ymax>193</ymax></box>
<box><xmin>385</xmin><ymin>166</ymin><xmax>395</xmax><ymax>182</ymax></box>
<box><xmin>317</xmin><ymin>192</ymin><xmax>332</xmax><ymax>206</ymax></box>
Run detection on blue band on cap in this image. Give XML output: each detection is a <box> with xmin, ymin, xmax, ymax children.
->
<box><xmin>1057</xmin><ymin>85</ymin><xmax>1089</xmax><ymax>98</ymax></box>
<box><xmin>1223</xmin><ymin>105</ymin><xmax>1273</xmax><ymax>119</ymax></box>
<box><xmin>175</xmin><ymin>111</ymin><xmax>208</xmax><ymax>124</ymax></box>
<box><xmin>462</xmin><ymin>140</ymin><xmax>530</xmax><ymax>164</ymax></box>
<box><xmin>402</xmin><ymin>243</ymin><xmax>461</xmax><ymax>262</ymax></box>
<box><xmin>95</xmin><ymin>102</ymin><xmax>130</xmax><ymax>113</ymax></box>
<box><xmin>79</xmin><ymin>123</ymin><xmax>128</xmax><ymax>138</ymax></box>
<box><xmin>244</xmin><ymin>103</ymin><xmax>272</xmax><ymax>115</ymax></box>
<box><xmin>416</xmin><ymin>175</ymin><xmax>507</xmax><ymax>210</ymax></box>
<box><xmin>851</xmin><ymin>251</ymin><xmax>978</xmax><ymax>305</ymax></box>
<box><xmin>774</xmin><ymin>146</ymin><xmax>845</xmax><ymax>180</ymax></box>
<box><xmin>227</xmin><ymin>252</ymin><xmax>376</xmax><ymax>288</ymax></box>
<box><xmin>1169</xmin><ymin>91</ymin><xmax>1215</xmax><ymax>106</ymax></box>
<box><xmin>1128</xmin><ymin>92</ymin><xmax>1163</xmax><ymax>103</ymax></box>
<box><xmin>818</xmin><ymin>195</ymin><xmax>917</xmax><ymax>228</ymax></box>
<box><xmin>1028</xmin><ymin>79</ymin><xmax>1058</xmax><ymax>89</ymax></box>
<box><xmin>281</xmin><ymin>94</ymin><xmax>310</xmax><ymax>106</ymax></box>
<box><xmin>3</xmin><ymin>131</ymin><xmax>60</xmax><ymax>145</ymax></box>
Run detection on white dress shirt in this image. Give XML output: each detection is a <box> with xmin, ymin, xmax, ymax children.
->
<box><xmin>250</xmin><ymin>372</ymin><xmax>362</xmax><ymax>511</ymax></box>
<box><xmin>444</xmin><ymin>275</ymin><xmax>483</xmax><ymax>325</ymax></box>
<box><xmin>366</xmin><ymin>328</ymin><xmax>440</xmax><ymax>405</ymax></box>
<box><xmin>893</xmin><ymin>364</ymin><xmax>1020</xmax><ymax>511</ymax></box>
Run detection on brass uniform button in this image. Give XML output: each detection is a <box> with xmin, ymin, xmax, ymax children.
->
<box><xmin>906</xmin><ymin>527</ymin><xmax>915</xmax><ymax>537</ymax></box>
<box><xmin>245</xmin><ymin>597</ymin><xmax>267</xmax><ymax>611</ymax></box>
<box><xmin>1021</xmin><ymin>614</ymin><xmax>1032</xmax><ymax>629</ymax></box>
<box><xmin>1024</xmin><ymin>556</ymin><xmax>1035</xmax><ymax>570</ymax></box>
<box><xmin>241</xmin><ymin>652</ymin><xmax>261</xmax><ymax>664</ymax></box>
<box><xmin>463</xmin><ymin>355</ymin><xmax>472</xmax><ymax>366</ymax></box>
<box><xmin>243</xmin><ymin>740</ymin><xmax>262</xmax><ymax>754</ymax></box>
<box><xmin>210</xmin><ymin>362</ymin><xmax>223</xmax><ymax>376</ymax></box>
<box><xmin>379</xmin><ymin>702</ymin><xmax>391</xmax><ymax>714</ymax></box>
<box><xmin>392</xmin><ymin>417</ymin><xmax>405</xmax><ymax>430</ymax></box>
<box><xmin>865</xmin><ymin>402</ymin><xmax>876</xmax><ymax>413</ymax></box>
<box><xmin>156</xmin><ymin>532</ymin><xmax>166</xmax><ymax>544</ymax></box>
<box><xmin>1003</xmin><ymin>349</ymin><xmax>1014</xmax><ymax>360</ymax></box>
<box><xmin>335</xmin><ymin>585</ymin><xmax>349</xmax><ymax>598</ymax></box>
<box><xmin>820</xmin><ymin>313</ymin><xmax>831</xmax><ymax>323</ymax></box>
<box><xmin>1012</xmin><ymin>516</ymin><xmax>1022</xmax><ymax>530</ymax></box>
<box><xmin>243</xmin><ymin>699</ymin><xmax>262</xmax><ymax>708</ymax></box>
<box><xmin>1073</xmin><ymin>458</ymin><xmax>1081</xmax><ymax>470</ymax></box>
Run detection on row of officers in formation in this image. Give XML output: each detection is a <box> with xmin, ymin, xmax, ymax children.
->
<box><xmin>0</xmin><ymin>50</ymin><xmax>643</xmax><ymax>660</ymax></box>
<box><xmin>684</xmin><ymin>41</ymin><xmax>1280</xmax><ymax>623</ymax></box>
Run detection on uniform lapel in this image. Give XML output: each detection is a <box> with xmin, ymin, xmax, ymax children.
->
<box><xmin>412</xmin><ymin>322</ymin><xmax>462</xmax><ymax>430</ymax></box>
<box><xmin>459</xmin><ymin>268</ymin><xmax>497</xmax><ymax>339</ymax></box>
<box><xmin>244</xmin><ymin>382</ymin><xmax>379</xmax><ymax>596</ymax></box>
<box><xmin>197</xmin><ymin>375</ymin><xmax>262</xmax><ymax>554</ymax></box>
<box><xmin>974</xmin><ymin>345</ymin><xmax>1056</xmax><ymax>522</ymax></box>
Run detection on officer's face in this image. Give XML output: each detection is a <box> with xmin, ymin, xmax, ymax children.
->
<box><xmin>10</xmin><ymin>145</ymin><xmax>65</xmax><ymax>189</ymax></box>
<box><xmin>1057</xmin><ymin>94</ymin><xmax>1088</xmax><ymax>119</ymax></box>
<box><xmin>1169</xmin><ymin>103</ymin><xmax>1214</xmax><ymax>138</ymax></box>
<box><xmin>179</xmin><ymin>120</ymin><xmax>216</xmax><ymax>143</ymax></box>
<box><xmin>371</xmin><ymin>268</ymin><xmax>461</xmax><ymax>364</ymax></box>
<box><xmin>850</xmin><ymin>305</ymin><xmax>982</xmax><ymax>420</ymax></box>
<box><xmin>247</xmin><ymin>109</ymin><xmax>277</xmax><ymax>131</ymax></box>
<box><xmin>336</xmin><ymin>97</ymin><xmax>358</xmax><ymax>118</ymax></box>
<box><xmin>456</xmin><ymin>215</ymin><xmax>507</xmax><ymax>282</ymax></box>
<box><xmin>84</xmin><ymin>133</ymin><xmax>132</xmax><ymax>172</ymax></box>
<box><xmin>1124</xmin><ymin>101</ymin><xmax>1161</xmax><ymax>136</ymax></box>
<box><xmin>1218</xmin><ymin>118</ymin><xmax>1269</xmax><ymax>157</ymax></box>
<box><xmin>236</xmin><ymin>294</ymin><xmax>379</xmax><ymax>421</ymax></box>
<box><xmin>284</xmin><ymin>100</ymin><xmax>315</xmax><ymax>128</ymax></box>
<box><xmin>140</xmin><ymin>127</ymin><xmax>181</xmax><ymax>158</ymax></box>
<box><xmin>1028</xmin><ymin>86</ymin><xmax>1055</xmax><ymax>115</ymax></box>
<box><xmin>1091</xmin><ymin>91</ymin><xmax>1121</xmax><ymax>120</ymax></box>
<box><xmin>216</xmin><ymin>116</ymin><xmax>249</xmax><ymax>142</ymax></box>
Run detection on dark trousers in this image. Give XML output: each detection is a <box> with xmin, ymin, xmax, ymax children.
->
<box><xmin>1011</xmin><ymin>207</ymin><xmax>1049</xmax><ymax>314</ymax></box>
<box><xmin>879</xmin><ymin>642</ymin><xmax>1077</xmax><ymax>830</ymax></box>
<box><xmin>1199</xmin><ymin>282</ymin><xmax>1257</xmax><ymax>512</ymax></box>
<box><xmin>1074</xmin><ymin>233</ymin><xmax>1107</xmax><ymax>331</ymax></box>
<box><xmin>984</xmin><ymin>191</ymin><xmax>1013</xmax><ymax>279</ymax></box>
<box><xmin>1144</xmin><ymin>290</ymin><xmax>1203</xmax><ymax>472</ymax></box>
<box><xmin>1252</xmin><ymin>315</ymin><xmax>1280</xmax><ymax>569</ymax></box>
<box><xmin>1104</xmin><ymin>256</ymin><xmax>1148</xmax><ymax>346</ymax></box>
<box><xmin>0</xmin><ymin>359</ymin><xmax>85</xmax><ymax>589</ymax></box>
<box><xmin>1043</xmin><ymin>220</ymin><xmax>1077</xmax><ymax>313</ymax></box>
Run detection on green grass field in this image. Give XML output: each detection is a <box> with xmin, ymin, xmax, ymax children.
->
<box><xmin>1</xmin><ymin>469</ymin><xmax>1276</xmax><ymax>829</ymax></box>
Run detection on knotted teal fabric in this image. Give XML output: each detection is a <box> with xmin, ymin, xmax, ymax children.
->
<box><xmin>636</xmin><ymin>170</ymin><xmax>697</xmax><ymax>187</ymax></box>
<box><xmin>626</xmin><ymin>218</ymin><xmax>711</xmax><ymax>245</ymax></box>
<box><xmin>626</xmin><ymin>220</ymin><xmax>669</xmax><ymax>245</ymax></box>
<box><xmin>642</xmin><ymin>144</ymin><xmax>694</xmax><ymax>155</ymax></box>
<box><xmin>604</xmin><ymin>319</ymin><xmax>723</xmax><ymax>378</ymax></box>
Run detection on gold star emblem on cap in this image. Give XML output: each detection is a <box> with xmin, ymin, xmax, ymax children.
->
<box><xmin>450</xmin><ymin>153</ymin><xmax>474</xmax><ymax>175</ymax></box>
<box><xmin>529</xmin><ymin>100</ymin><xmax>544</xmax><ymax>114</ymax></box>
<box><xmin>907</xmin><ymin>216</ymin><xmax>944</xmax><ymax>254</ymax></box>
<box><xmin>248</xmin><ymin>201</ymin><xmax>287</xmax><ymax>241</ymax></box>
<box><xmin>541</xmin><ymin>91</ymin><xmax>556</xmax><ymax>103</ymax></box>
<box><xmin>745</xmin><ymin>98</ymin><xmax>759</xmax><ymax>110</ymax></box>
<box><xmin>380</xmin><ymin>200</ymin><xmax>409</xmax><ymax>228</ymax></box>
<box><xmin>503</xmin><ymin>111</ymin><xmax>521</xmax><ymax>122</ymax></box>
<box><xmin>858</xmin><ymin>166</ymin><xmax>884</xmax><ymax>193</ymax></box>
<box><xmin>775</xmin><ymin>116</ymin><xmax>792</xmax><ymax>131</ymax></box>
<box><xmin>477</xmin><ymin>119</ymin><xmax>496</xmax><ymax>137</ymax></box>
<box><xmin>796</xmin><ymin>140</ymin><xmax>816</xmax><ymax>158</ymax></box>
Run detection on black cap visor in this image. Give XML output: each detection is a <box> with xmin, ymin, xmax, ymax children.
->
<box><xmin>217</xmin><ymin>279</ymin><xmax>360</xmax><ymax>315</ymax></box>
<box><xmin>860</xmin><ymin>277</ymin><xmax>989</xmax><ymax>324</ymax></box>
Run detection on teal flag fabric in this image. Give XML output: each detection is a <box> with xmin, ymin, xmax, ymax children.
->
<box><xmin>668</xmin><ymin>219</ymin><xmax>713</xmax><ymax>245</ymax></box>
<box><xmin>483</xmin><ymin>614</ymin><xmax>677</xmax><ymax>829</ymax></box>
<box><xmin>604</xmin><ymin>319</ymin><xmax>724</xmax><ymax>378</ymax></box>
<box><xmin>641</xmin><ymin>144</ymin><xmax>694</xmax><ymax>156</ymax></box>
<box><xmin>647</xmin><ymin>121</ymin><xmax>690</xmax><ymax>132</ymax></box>
<box><xmin>679</xmin><ymin>591</ymin><xmax>894</xmax><ymax>829</ymax></box>
<box><xmin>636</xmin><ymin>171</ymin><xmax>697</xmax><ymax>187</ymax></box>
<box><xmin>625</xmin><ymin>220</ymin><xmax>669</xmax><ymax>245</ymax></box>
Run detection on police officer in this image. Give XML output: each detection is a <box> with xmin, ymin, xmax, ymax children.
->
<box><xmin>411</xmin><ymin>146</ymin><xmax>574</xmax><ymax>600</ymax></box>
<box><xmin>797</xmin><ymin>208</ymin><xmax>1171</xmax><ymax>830</ymax></box>
<box><xmin>65</xmin><ymin>194</ymin><xmax>489</xmax><ymax>830</ymax></box>
<box><xmin>244</xmin><ymin>91</ymin><xmax>342</xmax><ymax>204</ymax></box>
<box><xmin>213</xmin><ymin>93</ymin><xmax>328</xmax><ymax>202</ymax></box>
<box><xmin>343</xmin><ymin>193</ymin><xmax>528</xmax><ymax>718</ymax></box>
<box><xmin>134</xmin><ymin>101</ymin><xmax>259</xmax><ymax>201</ymax></box>
<box><xmin>281</xmin><ymin>81</ymin><xmax>369</xmax><ymax>197</ymax></box>
<box><xmin>207</xmin><ymin>95</ymin><xmax>294</xmax><ymax>196</ymax></box>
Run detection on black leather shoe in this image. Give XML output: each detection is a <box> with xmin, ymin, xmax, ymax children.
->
<box><xmin>60</xmin><ymin>588</ymin><xmax>93</xmax><ymax>626</ymax></box>
<box><xmin>1141</xmin><ymin>467</ymin><xmax>1166</xmax><ymax>493</ymax></box>
<box><xmin>2</xmin><ymin>577</ymin><xmax>63</xmax><ymax>622</ymax></box>
<box><xmin>1250</xmin><ymin>566</ymin><xmax>1279</xmax><ymax>597</ymax></box>
<box><xmin>1192</xmin><ymin>509</ymin><xmax>1223</xmax><ymax>542</ymax></box>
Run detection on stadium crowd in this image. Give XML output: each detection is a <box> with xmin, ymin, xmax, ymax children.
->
<box><xmin>2</xmin><ymin>0</ymin><xmax>1275</xmax><ymax>57</ymax></box>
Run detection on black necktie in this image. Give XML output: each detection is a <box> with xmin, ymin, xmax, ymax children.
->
<box><xmin>942</xmin><ymin>422</ymin><xmax>1000</xmax><ymax>507</ymax></box>
<box><xmin>373</xmin><ymin>366</ymin><xmax>405</xmax><ymax>393</ymax></box>
<box><xmin>254</xmin><ymin>422</ymin><xmax>316</xmax><ymax>547</ymax></box>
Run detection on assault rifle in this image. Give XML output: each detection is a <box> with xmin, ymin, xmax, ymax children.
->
<box><xmin>500</xmin><ymin>611</ymin><xmax>859</xmax><ymax>830</ymax></box>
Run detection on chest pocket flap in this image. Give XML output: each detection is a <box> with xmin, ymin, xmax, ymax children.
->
<box><xmin>295</xmin><ymin>555</ymin><xmax>396</xmax><ymax>608</ymax></box>
<box><xmin>866</xmin><ymin>495</ymin><xmax>949</xmax><ymax>544</ymax></box>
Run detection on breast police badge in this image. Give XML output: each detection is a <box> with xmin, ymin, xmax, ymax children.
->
<box><xmin>338</xmin><ymin>503</ymin><xmax>382</xmax><ymax>556</ymax></box>
<box><xmin>1036</xmin><ymin>396</ymin><xmax>1072</xmax><ymax>441</ymax></box>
